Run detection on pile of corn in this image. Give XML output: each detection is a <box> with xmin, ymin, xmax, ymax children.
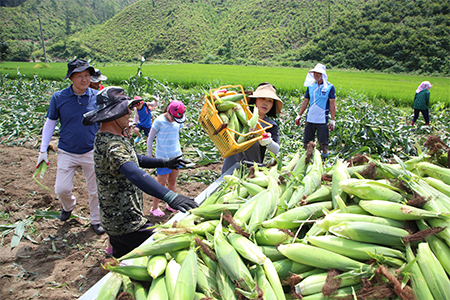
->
<box><xmin>97</xmin><ymin>147</ymin><xmax>450</xmax><ymax>300</ymax></box>
<box><xmin>208</xmin><ymin>89</ymin><xmax>262</xmax><ymax>144</ymax></box>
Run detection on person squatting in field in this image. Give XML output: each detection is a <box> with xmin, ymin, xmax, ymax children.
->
<box><xmin>221</xmin><ymin>82</ymin><xmax>283</xmax><ymax>174</ymax></box>
<box><xmin>411</xmin><ymin>81</ymin><xmax>432</xmax><ymax>126</ymax></box>
<box><xmin>147</xmin><ymin>100</ymin><xmax>187</xmax><ymax>217</ymax></box>
<box><xmin>82</xmin><ymin>86</ymin><xmax>198</xmax><ymax>258</ymax></box>
<box><xmin>295</xmin><ymin>63</ymin><xmax>336</xmax><ymax>159</ymax></box>
<box><xmin>36</xmin><ymin>58</ymin><xmax>105</xmax><ymax>235</ymax></box>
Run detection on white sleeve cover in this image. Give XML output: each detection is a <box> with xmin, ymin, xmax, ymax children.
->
<box><xmin>133</xmin><ymin>107</ymin><xmax>139</xmax><ymax>124</ymax></box>
<box><xmin>147</xmin><ymin>127</ymin><xmax>157</xmax><ymax>157</ymax></box>
<box><xmin>40</xmin><ymin>118</ymin><xmax>57</xmax><ymax>152</ymax></box>
<box><xmin>266</xmin><ymin>140</ymin><xmax>280</xmax><ymax>155</ymax></box>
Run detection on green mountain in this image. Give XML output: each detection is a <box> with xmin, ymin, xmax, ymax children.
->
<box><xmin>0</xmin><ymin>0</ymin><xmax>140</xmax><ymax>60</ymax></box>
<box><xmin>292</xmin><ymin>0</ymin><xmax>450</xmax><ymax>74</ymax></box>
<box><xmin>2</xmin><ymin>0</ymin><xmax>449</xmax><ymax>75</ymax></box>
<box><xmin>65</xmin><ymin>0</ymin><xmax>450</xmax><ymax>74</ymax></box>
<box><xmin>74</xmin><ymin>0</ymin><xmax>365</xmax><ymax>63</ymax></box>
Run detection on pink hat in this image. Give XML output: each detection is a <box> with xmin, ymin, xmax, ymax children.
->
<box><xmin>168</xmin><ymin>100</ymin><xmax>186</xmax><ymax>123</ymax></box>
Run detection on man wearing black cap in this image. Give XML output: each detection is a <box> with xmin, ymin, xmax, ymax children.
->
<box><xmin>83</xmin><ymin>86</ymin><xmax>198</xmax><ymax>258</ymax></box>
<box><xmin>36</xmin><ymin>58</ymin><xmax>105</xmax><ymax>235</ymax></box>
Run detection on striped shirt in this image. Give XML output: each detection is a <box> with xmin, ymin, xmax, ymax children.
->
<box><xmin>152</xmin><ymin>114</ymin><xmax>183</xmax><ymax>159</ymax></box>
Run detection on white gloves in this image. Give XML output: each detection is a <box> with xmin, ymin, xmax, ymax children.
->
<box><xmin>295</xmin><ymin>115</ymin><xmax>302</xmax><ymax>126</ymax></box>
<box><xmin>259</xmin><ymin>132</ymin><xmax>273</xmax><ymax>147</ymax></box>
<box><xmin>329</xmin><ymin>120</ymin><xmax>336</xmax><ymax>131</ymax></box>
<box><xmin>36</xmin><ymin>151</ymin><xmax>49</xmax><ymax>168</ymax></box>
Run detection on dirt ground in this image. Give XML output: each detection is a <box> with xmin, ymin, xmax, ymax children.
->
<box><xmin>0</xmin><ymin>144</ymin><xmax>222</xmax><ymax>300</ymax></box>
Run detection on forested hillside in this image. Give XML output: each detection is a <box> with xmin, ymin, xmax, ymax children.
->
<box><xmin>1</xmin><ymin>0</ymin><xmax>449</xmax><ymax>75</ymax></box>
<box><xmin>74</xmin><ymin>0</ymin><xmax>365</xmax><ymax>63</ymax></box>
<box><xmin>0</xmin><ymin>0</ymin><xmax>140</xmax><ymax>60</ymax></box>
<box><xmin>291</xmin><ymin>0</ymin><xmax>450</xmax><ymax>74</ymax></box>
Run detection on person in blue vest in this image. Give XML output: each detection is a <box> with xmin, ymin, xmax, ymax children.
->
<box><xmin>295</xmin><ymin>63</ymin><xmax>336</xmax><ymax>159</ymax></box>
<box><xmin>132</xmin><ymin>95</ymin><xmax>158</xmax><ymax>144</ymax></box>
<box><xmin>35</xmin><ymin>58</ymin><xmax>105</xmax><ymax>235</ymax></box>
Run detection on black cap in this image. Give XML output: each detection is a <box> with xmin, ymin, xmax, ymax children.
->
<box><xmin>64</xmin><ymin>59</ymin><xmax>95</xmax><ymax>79</ymax></box>
<box><xmin>82</xmin><ymin>86</ymin><xmax>142</xmax><ymax>126</ymax></box>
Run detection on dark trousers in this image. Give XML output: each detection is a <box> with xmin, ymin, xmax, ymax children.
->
<box><xmin>109</xmin><ymin>222</ymin><xmax>155</xmax><ymax>258</ymax></box>
<box><xmin>412</xmin><ymin>109</ymin><xmax>430</xmax><ymax>124</ymax></box>
<box><xmin>303</xmin><ymin>122</ymin><xmax>329</xmax><ymax>153</ymax></box>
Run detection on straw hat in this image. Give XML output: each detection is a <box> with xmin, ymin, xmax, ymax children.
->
<box><xmin>249</xmin><ymin>84</ymin><xmax>283</xmax><ymax>115</ymax></box>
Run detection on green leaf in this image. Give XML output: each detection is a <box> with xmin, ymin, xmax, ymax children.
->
<box><xmin>11</xmin><ymin>221</ymin><xmax>26</xmax><ymax>249</ymax></box>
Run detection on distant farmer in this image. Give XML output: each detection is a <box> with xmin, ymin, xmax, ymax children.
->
<box><xmin>295</xmin><ymin>63</ymin><xmax>336</xmax><ymax>160</ymax></box>
<box><xmin>36</xmin><ymin>58</ymin><xmax>105</xmax><ymax>235</ymax></box>
<box><xmin>90</xmin><ymin>68</ymin><xmax>107</xmax><ymax>91</ymax></box>
<box><xmin>132</xmin><ymin>95</ymin><xmax>158</xmax><ymax>144</ymax></box>
<box><xmin>82</xmin><ymin>86</ymin><xmax>198</xmax><ymax>258</ymax></box>
<box><xmin>411</xmin><ymin>81</ymin><xmax>432</xmax><ymax>126</ymax></box>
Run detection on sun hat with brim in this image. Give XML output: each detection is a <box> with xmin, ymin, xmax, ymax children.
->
<box><xmin>82</xmin><ymin>86</ymin><xmax>141</xmax><ymax>126</ymax></box>
<box><xmin>64</xmin><ymin>58</ymin><xmax>95</xmax><ymax>80</ymax></box>
<box><xmin>249</xmin><ymin>84</ymin><xmax>283</xmax><ymax>115</ymax></box>
<box><xmin>168</xmin><ymin>100</ymin><xmax>186</xmax><ymax>124</ymax></box>
<box><xmin>90</xmin><ymin>68</ymin><xmax>108</xmax><ymax>83</ymax></box>
<box><xmin>304</xmin><ymin>63</ymin><xmax>328</xmax><ymax>89</ymax></box>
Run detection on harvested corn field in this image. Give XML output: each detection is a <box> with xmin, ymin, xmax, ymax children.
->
<box><xmin>1</xmin><ymin>73</ymin><xmax>450</xmax><ymax>300</ymax></box>
<box><xmin>88</xmin><ymin>144</ymin><xmax>450</xmax><ymax>300</ymax></box>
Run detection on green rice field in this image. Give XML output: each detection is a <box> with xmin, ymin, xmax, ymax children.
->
<box><xmin>1</xmin><ymin>61</ymin><xmax>449</xmax><ymax>107</ymax></box>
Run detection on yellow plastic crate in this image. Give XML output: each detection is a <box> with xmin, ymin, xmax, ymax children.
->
<box><xmin>198</xmin><ymin>85</ymin><xmax>272</xmax><ymax>158</ymax></box>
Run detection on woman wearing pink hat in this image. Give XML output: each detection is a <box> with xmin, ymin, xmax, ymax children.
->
<box><xmin>411</xmin><ymin>81</ymin><xmax>432</xmax><ymax>126</ymax></box>
<box><xmin>147</xmin><ymin>100</ymin><xmax>187</xmax><ymax>217</ymax></box>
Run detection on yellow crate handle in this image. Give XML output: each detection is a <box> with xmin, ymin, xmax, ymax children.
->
<box><xmin>227</xmin><ymin>118</ymin><xmax>273</xmax><ymax>138</ymax></box>
<box><xmin>208</xmin><ymin>85</ymin><xmax>248</xmax><ymax>109</ymax></box>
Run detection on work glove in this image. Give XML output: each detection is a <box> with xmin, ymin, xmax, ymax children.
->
<box><xmin>328</xmin><ymin>120</ymin><xmax>336</xmax><ymax>131</ymax></box>
<box><xmin>259</xmin><ymin>132</ymin><xmax>273</xmax><ymax>147</ymax></box>
<box><xmin>36</xmin><ymin>151</ymin><xmax>49</xmax><ymax>168</ymax></box>
<box><xmin>163</xmin><ymin>155</ymin><xmax>190</xmax><ymax>169</ymax></box>
<box><xmin>295</xmin><ymin>115</ymin><xmax>302</xmax><ymax>126</ymax></box>
<box><xmin>167</xmin><ymin>194</ymin><xmax>198</xmax><ymax>213</ymax></box>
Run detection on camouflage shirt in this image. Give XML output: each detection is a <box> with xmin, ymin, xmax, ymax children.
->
<box><xmin>94</xmin><ymin>132</ymin><xmax>147</xmax><ymax>236</ymax></box>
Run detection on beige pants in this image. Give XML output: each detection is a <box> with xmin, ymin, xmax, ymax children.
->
<box><xmin>54</xmin><ymin>149</ymin><xmax>100</xmax><ymax>225</ymax></box>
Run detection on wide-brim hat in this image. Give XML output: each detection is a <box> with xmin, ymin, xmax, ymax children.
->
<box><xmin>64</xmin><ymin>58</ymin><xmax>95</xmax><ymax>79</ymax></box>
<box><xmin>248</xmin><ymin>84</ymin><xmax>283</xmax><ymax>115</ymax></box>
<box><xmin>168</xmin><ymin>100</ymin><xmax>186</xmax><ymax>123</ymax></box>
<box><xmin>304</xmin><ymin>63</ymin><xmax>328</xmax><ymax>88</ymax></box>
<box><xmin>82</xmin><ymin>86</ymin><xmax>141</xmax><ymax>126</ymax></box>
<box><xmin>90</xmin><ymin>68</ymin><xmax>108</xmax><ymax>83</ymax></box>
<box><xmin>308</xmin><ymin>63</ymin><xmax>327</xmax><ymax>76</ymax></box>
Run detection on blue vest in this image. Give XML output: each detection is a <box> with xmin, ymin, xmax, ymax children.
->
<box><xmin>137</xmin><ymin>105</ymin><xmax>152</xmax><ymax>128</ymax></box>
<box><xmin>306</xmin><ymin>82</ymin><xmax>333</xmax><ymax>124</ymax></box>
